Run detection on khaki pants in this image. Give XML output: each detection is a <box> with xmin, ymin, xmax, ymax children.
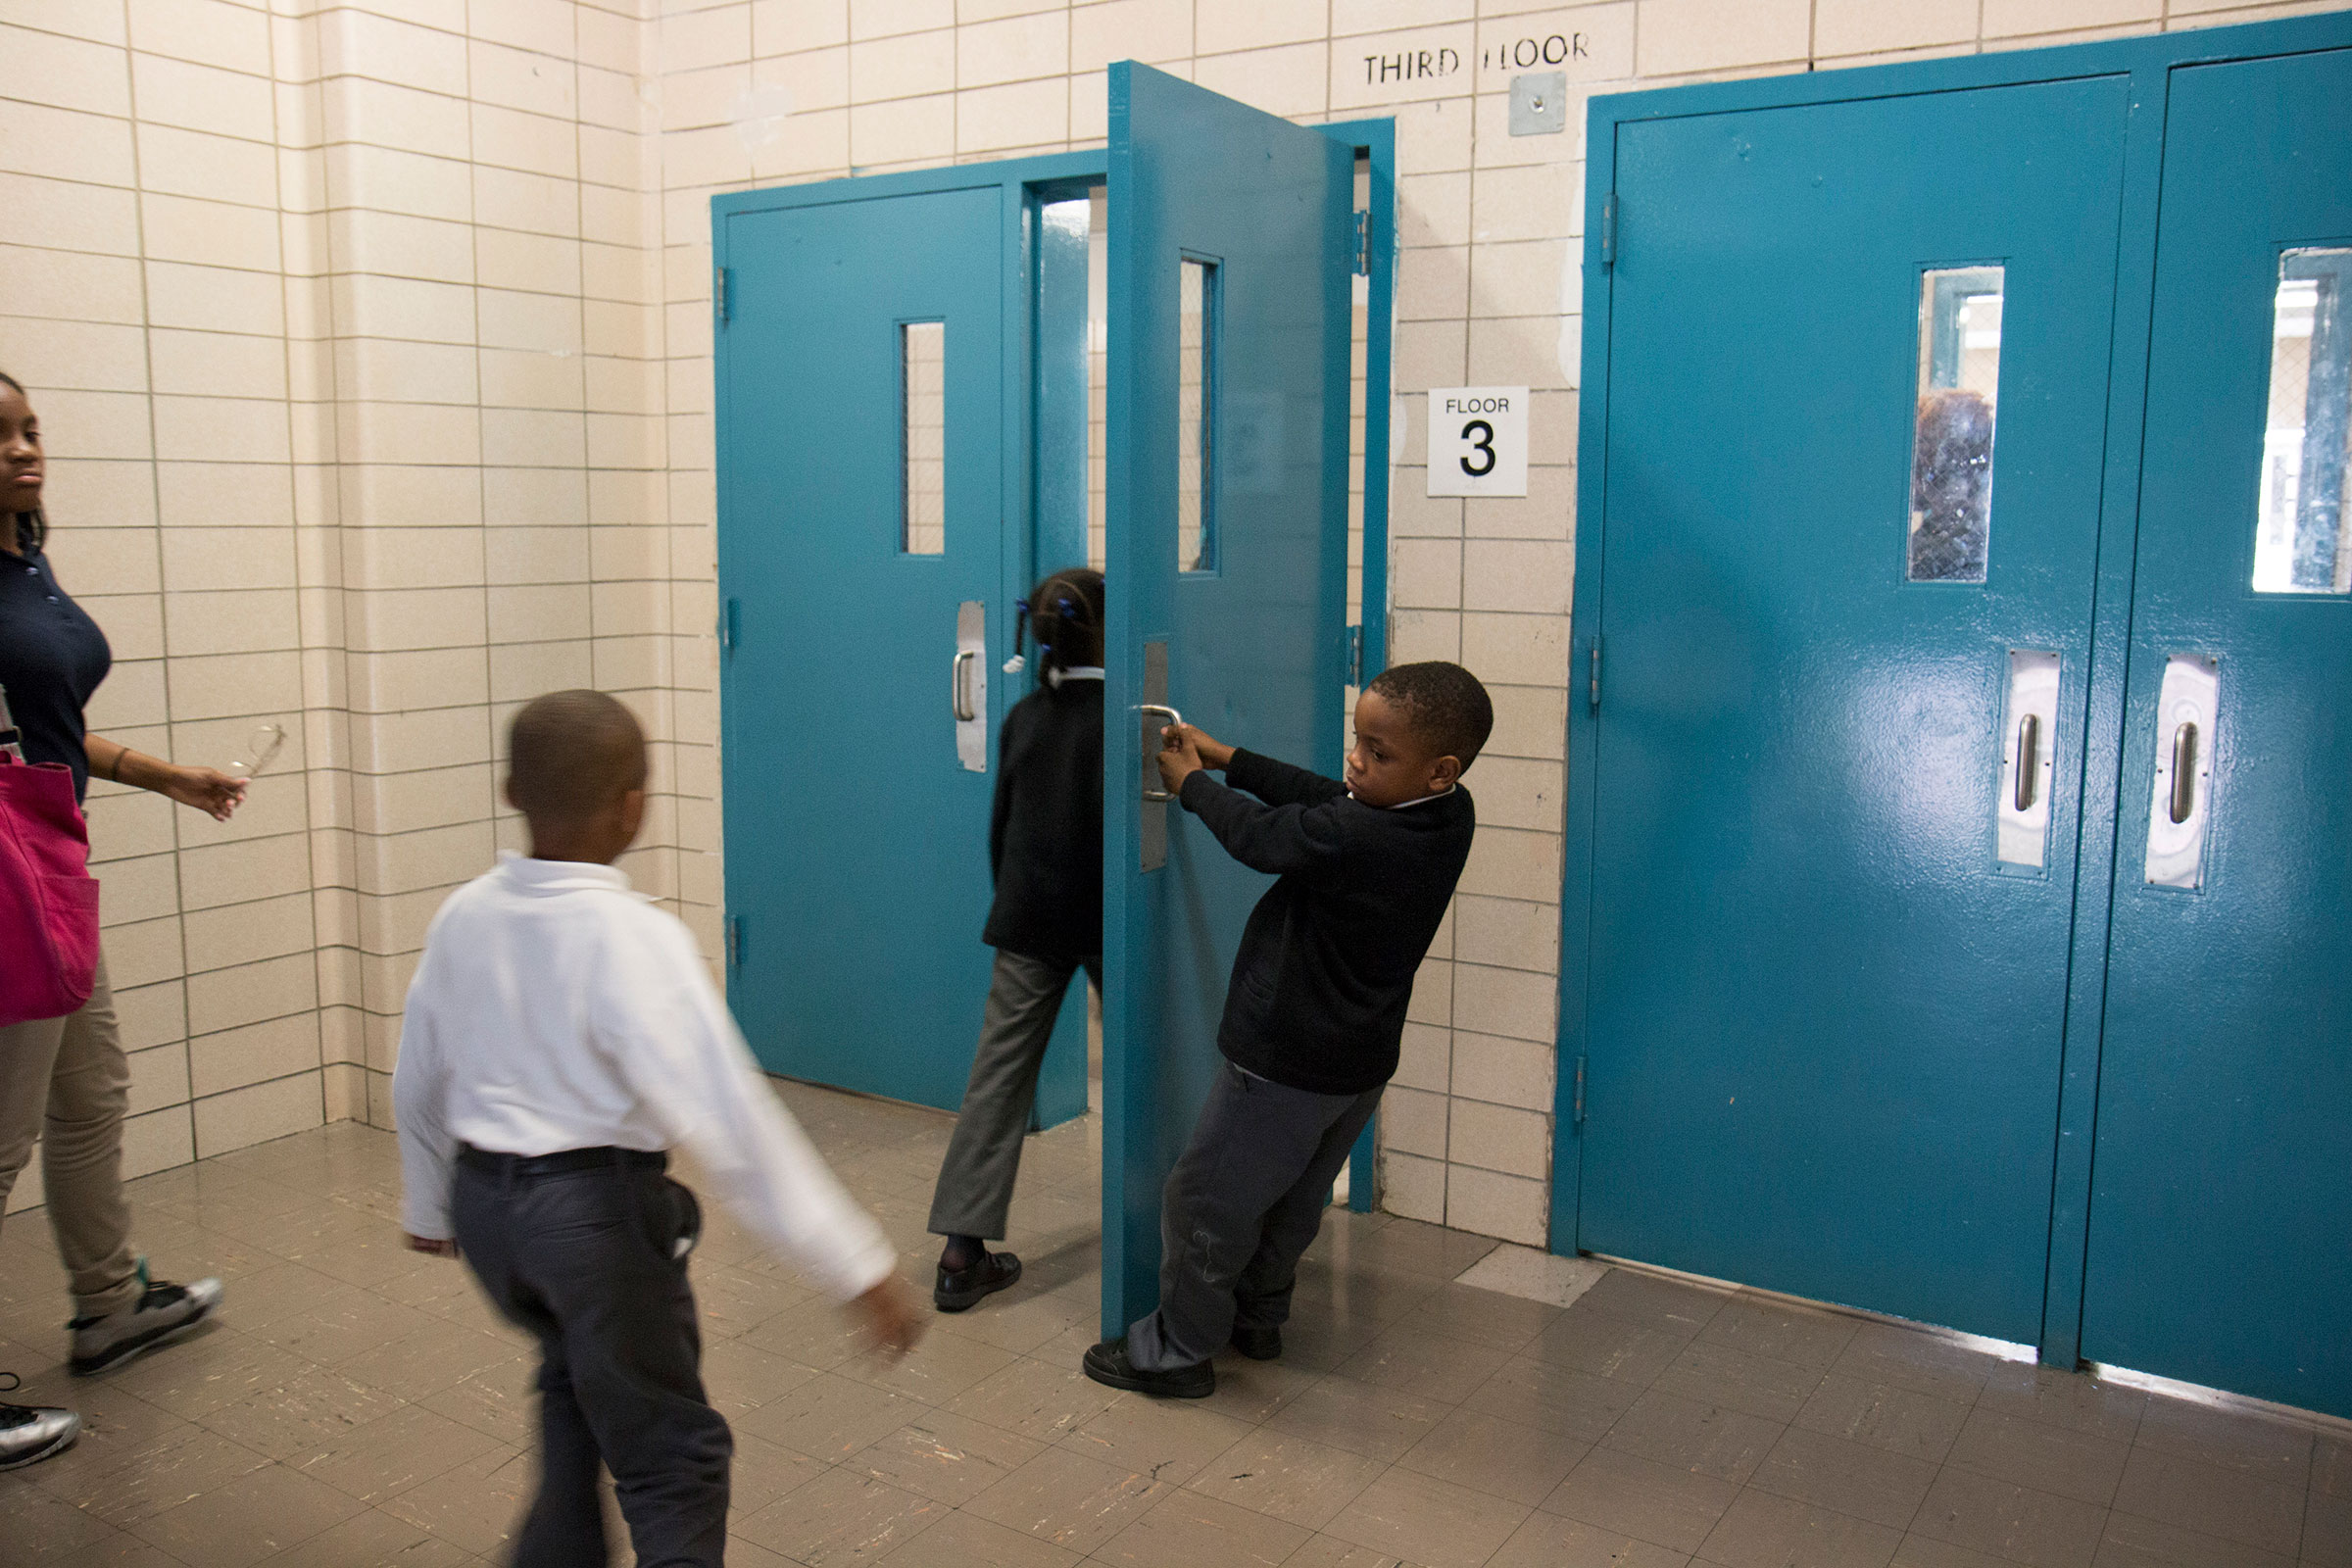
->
<box><xmin>0</xmin><ymin>952</ymin><xmax>142</xmax><ymax>1317</ymax></box>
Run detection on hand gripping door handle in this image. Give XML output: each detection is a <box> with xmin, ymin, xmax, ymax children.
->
<box><xmin>952</xmin><ymin>651</ymin><xmax>978</xmax><ymax>722</ymax></box>
<box><xmin>1139</xmin><ymin>704</ymin><xmax>1185</xmax><ymax>802</ymax></box>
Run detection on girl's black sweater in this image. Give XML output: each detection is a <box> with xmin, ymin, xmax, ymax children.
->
<box><xmin>1177</xmin><ymin>750</ymin><xmax>1475</xmax><ymax>1096</ymax></box>
<box><xmin>981</xmin><ymin>677</ymin><xmax>1102</xmax><ymax>960</ymax></box>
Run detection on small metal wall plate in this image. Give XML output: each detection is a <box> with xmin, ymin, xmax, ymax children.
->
<box><xmin>1510</xmin><ymin>71</ymin><xmax>1567</xmax><ymax>136</ymax></box>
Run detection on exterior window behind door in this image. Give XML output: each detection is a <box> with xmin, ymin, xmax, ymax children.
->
<box><xmin>1907</xmin><ymin>267</ymin><xmax>2004</xmax><ymax>583</ymax></box>
<box><xmin>1179</xmin><ymin>258</ymin><xmax>1218</xmax><ymax>573</ymax></box>
<box><xmin>902</xmin><ymin>320</ymin><xmax>946</xmax><ymax>556</ymax></box>
<box><xmin>2252</xmin><ymin>248</ymin><xmax>2352</xmax><ymax>593</ymax></box>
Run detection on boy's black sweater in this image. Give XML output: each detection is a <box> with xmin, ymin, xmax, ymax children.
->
<box><xmin>982</xmin><ymin>677</ymin><xmax>1102</xmax><ymax>960</ymax></box>
<box><xmin>1178</xmin><ymin>750</ymin><xmax>1475</xmax><ymax>1096</ymax></box>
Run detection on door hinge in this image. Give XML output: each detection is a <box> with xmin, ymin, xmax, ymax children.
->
<box><xmin>714</xmin><ymin>265</ymin><xmax>731</xmax><ymax>323</ymax></box>
<box><xmin>1573</xmin><ymin>1054</ymin><xmax>1588</xmax><ymax>1124</ymax></box>
<box><xmin>725</xmin><ymin>916</ymin><xmax>743</xmax><ymax>968</ymax></box>
<box><xmin>1351</xmin><ymin>209</ymin><xmax>1372</xmax><ymax>276</ymax></box>
<box><xmin>719</xmin><ymin>596</ymin><xmax>739</xmax><ymax>656</ymax></box>
<box><xmin>1588</xmin><ymin>635</ymin><xmax>1602</xmax><ymax>711</ymax></box>
<box><xmin>1600</xmin><ymin>192</ymin><xmax>1617</xmax><ymax>270</ymax></box>
<box><xmin>1345</xmin><ymin>623</ymin><xmax>1363</xmax><ymax>687</ymax></box>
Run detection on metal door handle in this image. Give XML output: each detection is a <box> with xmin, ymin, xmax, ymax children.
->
<box><xmin>1139</xmin><ymin>703</ymin><xmax>1185</xmax><ymax>802</ymax></box>
<box><xmin>953</xmin><ymin>651</ymin><xmax>977</xmax><ymax>722</ymax></box>
<box><xmin>2169</xmin><ymin>721</ymin><xmax>2198</xmax><ymax>825</ymax></box>
<box><xmin>2013</xmin><ymin>713</ymin><xmax>2039</xmax><ymax>812</ymax></box>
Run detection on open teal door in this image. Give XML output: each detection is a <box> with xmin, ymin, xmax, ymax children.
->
<box><xmin>1102</xmin><ymin>63</ymin><xmax>1352</xmax><ymax>1333</ymax></box>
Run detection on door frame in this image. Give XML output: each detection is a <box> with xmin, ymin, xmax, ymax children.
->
<box><xmin>710</xmin><ymin>122</ymin><xmax>1397</xmax><ymax>1134</ymax></box>
<box><xmin>1553</xmin><ymin>10</ymin><xmax>2352</xmax><ymax>1370</ymax></box>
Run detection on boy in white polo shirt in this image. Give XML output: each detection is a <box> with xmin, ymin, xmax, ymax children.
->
<box><xmin>394</xmin><ymin>689</ymin><xmax>920</xmax><ymax>1568</ymax></box>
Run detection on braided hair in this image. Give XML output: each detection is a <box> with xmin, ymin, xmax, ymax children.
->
<box><xmin>1006</xmin><ymin>566</ymin><xmax>1104</xmax><ymax>687</ymax></box>
<box><xmin>0</xmin><ymin>368</ymin><xmax>43</xmax><ymax>555</ymax></box>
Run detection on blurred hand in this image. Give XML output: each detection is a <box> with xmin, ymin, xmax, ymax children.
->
<box><xmin>407</xmin><ymin>1233</ymin><xmax>459</xmax><ymax>1258</ymax></box>
<box><xmin>166</xmin><ymin>765</ymin><xmax>246</xmax><ymax>822</ymax></box>
<box><xmin>850</xmin><ymin>1276</ymin><xmax>924</xmax><ymax>1361</ymax></box>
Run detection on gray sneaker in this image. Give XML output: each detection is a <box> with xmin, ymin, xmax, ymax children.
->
<box><xmin>0</xmin><ymin>1375</ymin><xmax>80</xmax><ymax>1470</ymax></box>
<box><xmin>68</xmin><ymin>1264</ymin><xmax>222</xmax><ymax>1377</ymax></box>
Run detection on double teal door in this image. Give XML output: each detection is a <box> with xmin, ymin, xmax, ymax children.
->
<box><xmin>1568</xmin><ymin>18</ymin><xmax>2352</xmax><ymax>1416</ymax></box>
<box><xmin>715</xmin><ymin>66</ymin><xmax>1356</xmax><ymax>1337</ymax></box>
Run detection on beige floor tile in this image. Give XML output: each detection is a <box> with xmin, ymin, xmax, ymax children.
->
<box><xmin>1652</xmin><ymin>1339</ymin><xmax>1827</xmax><ymax>1424</ymax></box>
<box><xmin>1095</xmin><ymin>1485</ymin><xmax>1315</xmax><ymax>1566</ymax></box>
<box><xmin>1395</xmin><ymin>1402</ymin><xmax>1590</xmax><ymax>1506</ymax></box>
<box><xmin>962</xmin><ymin>1444</ymin><xmax>1170</xmax><ymax>1555</ymax></box>
<box><xmin>1542</xmin><ymin>1446</ymin><xmax>1740</xmax><ymax>1555</ymax></box>
<box><xmin>1750</xmin><ymin>1424</ymin><xmax>1941</xmax><ymax>1533</ymax></box>
<box><xmin>282</xmin><ymin>1399</ymin><xmax>510</xmax><ymax>1503</ymax></box>
<box><xmin>1283</xmin><ymin>1533</ymin><xmax>1428</xmax><ymax>1567</ymax></box>
<box><xmin>102</xmin><ymin>1326</ymin><xmax>318</xmax><ymax>1422</ymax></box>
<box><xmin>701</xmin><ymin>1335</ymin><xmax>824</xmax><ymax>1421</ymax></box>
<box><xmin>738</xmin><ymin>1368</ymin><xmax>928</xmax><ymax>1462</ymax></box>
<box><xmin>223</xmin><ymin>1499</ymin><xmax>477</xmax><ymax>1567</ymax></box>
<box><xmin>728</xmin><ymin>1430</ymin><xmax>828</xmax><ymax>1515</ymax></box>
<box><xmin>194</xmin><ymin>1361</ymin><xmax>408</xmax><ymax>1461</ymax></box>
<box><xmin>2109</xmin><ymin>1446</ymin><xmax>2302</xmax><ymax>1558</ymax></box>
<box><xmin>1487</xmin><ymin>1509</ymin><xmax>1693</xmax><ymax>1568</ymax></box>
<box><xmin>376</xmin><ymin>1444</ymin><xmax>534</xmax><ymax>1559</ymax></box>
<box><xmin>1263</xmin><ymin>1373</ymin><xmax>1450</xmax><ymax>1464</ymax></box>
<box><xmin>1909</xmin><ymin>1465</ymin><xmax>2108</xmax><ymax>1568</ymax></box>
<box><xmin>837</xmin><ymin>1316</ymin><xmax>1018</xmax><ymax>1404</ymax></box>
<box><xmin>1793</xmin><ymin>1373</ymin><xmax>1975</xmax><ymax>1465</ymax></box>
<box><xmin>944</xmin><ymin>1352</ymin><xmax>1121</xmax><ymax>1443</ymax></box>
<box><xmin>130</xmin><ymin>1459</ymin><xmax>369</xmax><ymax>1567</ymax></box>
<box><xmin>1323</xmin><ymin>1463</ymin><xmax>1530</xmax><ymax>1568</ymax></box>
<box><xmin>1697</xmin><ymin>1296</ymin><xmax>1862</xmax><ymax>1372</ymax></box>
<box><xmin>334</xmin><ymin>1318</ymin><xmax>524</xmax><ymax>1402</ymax></box>
<box><xmin>1697</xmin><ymin>1488</ymin><xmax>1904</xmax><ymax>1568</ymax></box>
<box><xmin>1603</xmin><ymin>1387</ymin><xmax>1786</xmax><ymax>1486</ymax></box>
<box><xmin>871</xmin><ymin>1505</ymin><xmax>1084</xmax><ymax>1566</ymax></box>
<box><xmin>1464</xmin><ymin>1352</ymin><xmax>1647</xmax><ymax>1444</ymax></box>
<box><xmin>1187</xmin><ymin>1425</ymin><xmax>1390</xmax><ymax>1529</ymax></box>
<box><xmin>47</xmin><ymin>1420</ymin><xmax>274</xmax><ymax>1527</ymax></box>
<box><xmin>731</xmin><ymin>1464</ymin><xmax>945</xmax><ymax>1566</ymax></box>
<box><xmin>1336</xmin><ymin>1324</ymin><xmax>1516</xmax><ymax>1403</ymax></box>
<box><xmin>1944</xmin><ymin>1405</ymin><xmax>2130</xmax><ymax>1506</ymax></box>
<box><xmin>416</xmin><ymin>1363</ymin><xmax>539</xmax><ymax>1447</ymax></box>
<box><xmin>1054</xmin><ymin>1389</ymin><xmax>1259</xmax><ymax>1487</ymax></box>
<box><xmin>1389</xmin><ymin>1280</ymin><xmax>1564</xmax><ymax>1351</ymax></box>
<box><xmin>741</xmin><ymin>1296</ymin><xmax>872</xmax><ymax>1372</ymax></box>
<box><xmin>849</xmin><ymin>1407</ymin><xmax>1048</xmax><ymax>1504</ymax></box>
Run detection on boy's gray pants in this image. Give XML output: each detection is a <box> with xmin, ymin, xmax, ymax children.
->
<box><xmin>928</xmin><ymin>950</ymin><xmax>1101</xmax><ymax>1241</ymax></box>
<box><xmin>1127</xmin><ymin>1060</ymin><xmax>1384</xmax><ymax>1371</ymax></box>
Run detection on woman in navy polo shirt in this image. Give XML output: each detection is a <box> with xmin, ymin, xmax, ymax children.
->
<box><xmin>0</xmin><ymin>371</ymin><xmax>248</xmax><ymax>1471</ymax></box>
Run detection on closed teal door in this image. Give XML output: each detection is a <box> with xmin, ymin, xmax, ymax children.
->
<box><xmin>1578</xmin><ymin>81</ymin><xmax>2130</xmax><ymax>1342</ymax></box>
<box><xmin>1102</xmin><ymin>63</ymin><xmax>1352</xmax><ymax>1332</ymax></box>
<box><xmin>2082</xmin><ymin>48</ymin><xmax>2352</xmax><ymax>1417</ymax></box>
<box><xmin>717</xmin><ymin>187</ymin><xmax>1005</xmax><ymax>1110</ymax></box>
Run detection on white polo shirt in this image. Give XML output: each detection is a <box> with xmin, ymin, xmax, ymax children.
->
<box><xmin>391</xmin><ymin>854</ymin><xmax>895</xmax><ymax>1300</ymax></box>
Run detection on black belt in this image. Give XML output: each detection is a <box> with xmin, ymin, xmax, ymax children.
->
<box><xmin>458</xmin><ymin>1144</ymin><xmax>666</xmax><ymax>1180</ymax></box>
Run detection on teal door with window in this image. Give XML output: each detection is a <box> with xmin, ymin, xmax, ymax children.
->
<box><xmin>717</xmin><ymin>185</ymin><xmax>1010</xmax><ymax>1111</ymax></box>
<box><xmin>1102</xmin><ymin>63</ymin><xmax>1352</xmax><ymax>1333</ymax></box>
<box><xmin>1571</xmin><ymin>79</ymin><xmax>2130</xmax><ymax>1343</ymax></box>
<box><xmin>2082</xmin><ymin>47</ymin><xmax>2352</xmax><ymax>1416</ymax></box>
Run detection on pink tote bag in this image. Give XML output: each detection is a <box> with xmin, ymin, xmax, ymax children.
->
<box><xmin>0</xmin><ymin>686</ymin><xmax>100</xmax><ymax>1028</ymax></box>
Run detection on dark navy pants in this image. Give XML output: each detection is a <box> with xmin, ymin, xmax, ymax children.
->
<box><xmin>452</xmin><ymin>1149</ymin><xmax>728</xmax><ymax>1568</ymax></box>
<box><xmin>1126</xmin><ymin>1062</ymin><xmax>1384</xmax><ymax>1371</ymax></box>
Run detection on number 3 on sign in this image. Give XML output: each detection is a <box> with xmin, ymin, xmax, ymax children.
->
<box><xmin>1427</xmin><ymin>386</ymin><xmax>1529</xmax><ymax>497</ymax></box>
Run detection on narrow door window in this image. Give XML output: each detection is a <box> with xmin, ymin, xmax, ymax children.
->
<box><xmin>1179</xmin><ymin>258</ymin><xmax>1218</xmax><ymax>573</ymax></box>
<box><xmin>2251</xmin><ymin>248</ymin><xmax>2352</xmax><ymax>593</ymax></box>
<box><xmin>902</xmin><ymin>320</ymin><xmax>946</xmax><ymax>555</ymax></box>
<box><xmin>1907</xmin><ymin>267</ymin><xmax>2004</xmax><ymax>583</ymax></box>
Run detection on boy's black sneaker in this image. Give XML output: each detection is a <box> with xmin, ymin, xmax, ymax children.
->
<box><xmin>1228</xmin><ymin>1322</ymin><xmax>1282</xmax><ymax>1360</ymax></box>
<box><xmin>1082</xmin><ymin>1339</ymin><xmax>1214</xmax><ymax>1398</ymax></box>
<box><xmin>934</xmin><ymin>1250</ymin><xmax>1021</xmax><ymax>1312</ymax></box>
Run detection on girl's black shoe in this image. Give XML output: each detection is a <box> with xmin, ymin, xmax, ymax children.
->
<box><xmin>934</xmin><ymin>1250</ymin><xmax>1021</xmax><ymax>1312</ymax></box>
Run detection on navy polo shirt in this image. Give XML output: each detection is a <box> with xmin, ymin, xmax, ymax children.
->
<box><xmin>0</xmin><ymin>534</ymin><xmax>113</xmax><ymax>803</ymax></box>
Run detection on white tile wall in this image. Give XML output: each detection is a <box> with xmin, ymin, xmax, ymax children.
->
<box><xmin>3</xmin><ymin>0</ymin><xmax>2335</xmax><ymax>1239</ymax></box>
